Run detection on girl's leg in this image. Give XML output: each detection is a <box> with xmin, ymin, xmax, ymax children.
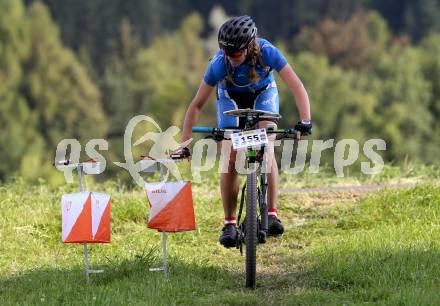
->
<box><xmin>254</xmin><ymin>82</ymin><xmax>280</xmax><ymax>211</ymax></box>
<box><xmin>254</xmin><ymin>84</ymin><xmax>284</xmax><ymax>235</ymax></box>
<box><xmin>257</xmin><ymin>120</ymin><xmax>278</xmax><ymax>212</ymax></box>
<box><xmin>216</xmin><ymin>89</ymin><xmax>240</xmax><ymax>247</ymax></box>
<box><xmin>219</xmin><ymin>142</ymin><xmax>239</xmax><ymax>219</ymax></box>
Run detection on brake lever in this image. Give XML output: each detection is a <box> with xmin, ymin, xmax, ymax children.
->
<box><xmin>275</xmin><ymin>133</ymin><xmax>291</xmax><ymax>141</ymax></box>
<box><xmin>275</xmin><ymin>133</ymin><xmax>300</xmax><ymax>141</ymax></box>
<box><xmin>275</xmin><ymin>134</ymin><xmax>284</xmax><ymax>141</ymax></box>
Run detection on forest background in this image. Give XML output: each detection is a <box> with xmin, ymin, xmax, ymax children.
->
<box><xmin>2</xmin><ymin>0</ymin><xmax>440</xmax><ymax>184</ymax></box>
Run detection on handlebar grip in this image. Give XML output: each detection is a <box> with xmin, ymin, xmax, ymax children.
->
<box><xmin>192</xmin><ymin>126</ymin><xmax>214</xmax><ymax>133</ymax></box>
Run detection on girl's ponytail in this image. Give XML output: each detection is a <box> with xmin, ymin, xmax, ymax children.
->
<box><xmin>247</xmin><ymin>39</ymin><xmax>260</xmax><ymax>83</ymax></box>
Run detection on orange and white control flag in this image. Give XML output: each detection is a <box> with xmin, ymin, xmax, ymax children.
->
<box><xmin>61</xmin><ymin>192</ymin><xmax>111</xmax><ymax>243</ymax></box>
<box><xmin>145</xmin><ymin>181</ymin><xmax>195</xmax><ymax>232</ymax></box>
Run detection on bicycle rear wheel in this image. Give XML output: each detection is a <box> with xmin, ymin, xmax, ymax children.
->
<box><xmin>245</xmin><ymin>169</ymin><xmax>258</xmax><ymax>289</ymax></box>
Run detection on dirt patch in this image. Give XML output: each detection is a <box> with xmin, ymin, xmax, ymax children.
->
<box><xmin>280</xmin><ymin>191</ymin><xmax>362</xmax><ymax>210</ymax></box>
<box><xmin>279</xmin><ymin>182</ymin><xmax>417</xmax><ymax>194</ymax></box>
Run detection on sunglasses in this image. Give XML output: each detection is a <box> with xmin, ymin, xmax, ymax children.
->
<box><xmin>224</xmin><ymin>49</ymin><xmax>245</xmax><ymax>58</ymax></box>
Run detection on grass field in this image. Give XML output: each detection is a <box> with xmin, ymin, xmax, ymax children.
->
<box><xmin>1</xmin><ymin>167</ymin><xmax>440</xmax><ymax>305</ymax></box>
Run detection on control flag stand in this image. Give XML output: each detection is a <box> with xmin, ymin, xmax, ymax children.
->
<box><xmin>142</xmin><ymin>161</ymin><xmax>168</xmax><ymax>278</ymax></box>
<box><xmin>141</xmin><ymin>157</ymin><xmax>195</xmax><ymax>280</ymax></box>
<box><xmin>57</xmin><ymin>160</ymin><xmax>110</xmax><ymax>283</ymax></box>
<box><xmin>75</xmin><ymin>163</ymin><xmax>104</xmax><ymax>283</ymax></box>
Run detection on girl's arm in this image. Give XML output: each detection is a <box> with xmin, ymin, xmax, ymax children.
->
<box><xmin>182</xmin><ymin>80</ymin><xmax>214</xmax><ymax>142</ymax></box>
<box><xmin>278</xmin><ymin>63</ymin><xmax>311</xmax><ymax>121</ymax></box>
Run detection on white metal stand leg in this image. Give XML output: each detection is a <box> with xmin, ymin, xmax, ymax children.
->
<box><xmin>84</xmin><ymin>243</ymin><xmax>90</xmax><ymax>283</ymax></box>
<box><xmin>149</xmin><ymin>232</ymin><xmax>168</xmax><ymax>279</ymax></box>
<box><xmin>162</xmin><ymin>232</ymin><xmax>167</xmax><ymax>278</ymax></box>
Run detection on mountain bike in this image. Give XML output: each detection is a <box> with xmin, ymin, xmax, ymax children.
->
<box><xmin>192</xmin><ymin>109</ymin><xmax>299</xmax><ymax>289</ymax></box>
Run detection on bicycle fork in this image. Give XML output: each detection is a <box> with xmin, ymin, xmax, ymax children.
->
<box><xmin>236</xmin><ymin>148</ymin><xmax>269</xmax><ymax>253</ymax></box>
<box><xmin>259</xmin><ymin>171</ymin><xmax>268</xmax><ymax>235</ymax></box>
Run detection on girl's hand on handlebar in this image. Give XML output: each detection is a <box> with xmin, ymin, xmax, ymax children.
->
<box><xmin>294</xmin><ymin>120</ymin><xmax>312</xmax><ymax>136</ymax></box>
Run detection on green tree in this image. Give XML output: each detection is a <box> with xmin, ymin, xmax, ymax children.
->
<box><xmin>368</xmin><ymin>47</ymin><xmax>433</xmax><ymax>161</ymax></box>
<box><xmin>22</xmin><ymin>2</ymin><xmax>107</xmax><ymax>162</ymax></box>
<box><xmin>101</xmin><ymin>13</ymin><xmax>211</xmax><ymax>176</ymax></box>
<box><xmin>367</xmin><ymin>0</ymin><xmax>440</xmax><ymax>42</ymax></box>
<box><xmin>279</xmin><ymin>45</ymin><xmax>436</xmax><ymax>164</ymax></box>
<box><xmin>100</xmin><ymin>18</ymin><xmax>146</xmax><ymax>174</ymax></box>
<box><xmin>103</xmin><ymin>19</ymin><xmax>143</xmax><ymax>138</ymax></box>
<box><xmin>404</xmin><ymin>0</ymin><xmax>440</xmax><ymax>41</ymax></box>
<box><xmin>0</xmin><ymin>0</ymin><xmax>38</xmax><ymax>180</ymax></box>
<box><xmin>135</xmin><ymin>12</ymin><xmax>209</xmax><ymax>128</ymax></box>
<box><xmin>103</xmin><ymin>12</ymin><xmax>209</xmax><ymax>132</ymax></box>
<box><xmin>278</xmin><ymin>50</ymin><xmax>376</xmax><ymax>142</ymax></box>
<box><xmin>41</xmin><ymin>0</ymin><xmax>202</xmax><ymax>74</ymax></box>
<box><xmin>0</xmin><ymin>1</ymin><xmax>107</xmax><ymax>181</ymax></box>
<box><xmin>294</xmin><ymin>11</ymin><xmax>391</xmax><ymax>70</ymax></box>
<box><xmin>418</xmin><ymin>34</ymin><xmax>440</xmax><ymax>160</ymax></box>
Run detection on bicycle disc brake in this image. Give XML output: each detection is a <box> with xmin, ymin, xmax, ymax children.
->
<box><xmin>236</xmin><ymin>224</ymin><xmax>245</xmax><ymax>255</ymax></box>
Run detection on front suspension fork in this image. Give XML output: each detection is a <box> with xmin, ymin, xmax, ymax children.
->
<box><xmin>259</xmin><ymin>173</ymin><xmax>268</xmax><ymax>234</ymax></box>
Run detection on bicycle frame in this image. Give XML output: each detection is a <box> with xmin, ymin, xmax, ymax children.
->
<box><xmin>236</xmin><ymin>115</ymin><xmax>271</xmax><ymax>251</ymax></box>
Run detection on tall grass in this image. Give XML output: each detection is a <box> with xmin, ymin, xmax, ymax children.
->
<box><xmin>1</xmin><ymin>172</ymin><xmax>440</xmax><ymax>305</ymax></box>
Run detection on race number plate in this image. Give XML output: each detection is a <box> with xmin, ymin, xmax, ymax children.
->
<box><xmin>231</xmin><ymin>128</ymin><xmax>268</xmax><ymax>150</ymax></box>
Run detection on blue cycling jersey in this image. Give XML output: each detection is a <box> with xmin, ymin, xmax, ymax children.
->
<box><xmin>203</xmin><ymin>38</ymin><xmax>288</xmax><ymax>93</ymax></box>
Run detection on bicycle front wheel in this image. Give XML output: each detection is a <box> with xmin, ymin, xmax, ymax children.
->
<box><xmin>245</xmin><ymin>168</ymin><xmax>258</xmax><ymax>289</ymax></box>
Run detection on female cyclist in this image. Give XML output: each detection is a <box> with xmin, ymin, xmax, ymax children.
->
<box><xmin>179</xmin><ymin>16</ymin><xmax>312</xmax><ymax>248</ymax></box>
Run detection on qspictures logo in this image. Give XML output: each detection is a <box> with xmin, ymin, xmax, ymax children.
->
<box><xmin>55</xmin><ymin>115</ymin><xmax>386</xmax><ymax>186</ymax></box>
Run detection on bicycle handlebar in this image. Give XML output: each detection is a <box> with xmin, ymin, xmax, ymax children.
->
<box><xmin>192</xmin><ymin>126</ymin><xmax>300</xmax><ymax>140</ymax></box>
<box><xmin>192</xmin><ymin>126</ymin><xmax>215</xmax><ymax>134</ymax></box>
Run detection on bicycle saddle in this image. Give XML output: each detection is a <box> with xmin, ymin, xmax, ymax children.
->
<box><xmin>223</xmin><ymin>109</ymin><xmax>282</xmax><ymax>119</ymax></box>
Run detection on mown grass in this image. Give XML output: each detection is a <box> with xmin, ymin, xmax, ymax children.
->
<box><xmin>278</xmin><ymin>162</ymin><xmax>440</xmax><ymax>189</ymax></box>
<box><xmin>1</xmin><ymin>171</ymin><xmax>440</xmax><ymax>305</ymax></box>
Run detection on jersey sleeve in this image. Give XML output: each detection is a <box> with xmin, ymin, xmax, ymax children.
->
<box><xmin>260</xmin><ymin>40</ymin><xmax>288</xmax><ymax>72</ymax></box>
<box><xmin>203</xmin><ymin>52</ymin><xmax>226</xmax><ymax>87</ymax></box>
